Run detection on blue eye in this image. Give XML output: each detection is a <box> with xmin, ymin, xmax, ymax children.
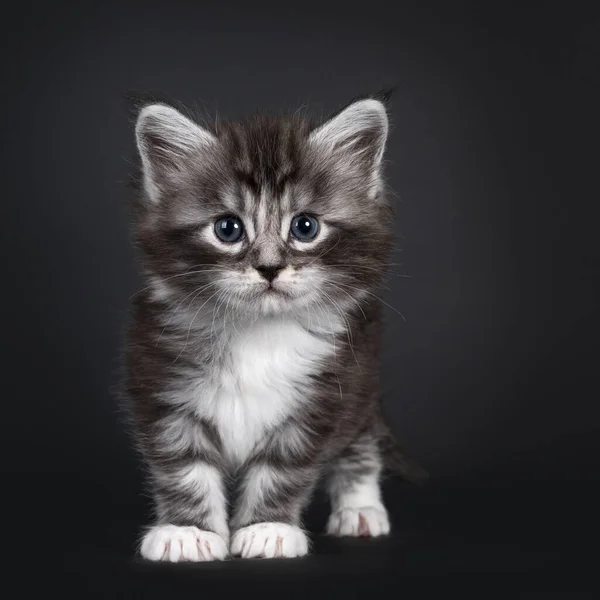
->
<box><xmin>291</xmin><ymin>214</ymin><xmax>319</xmax><ymax>241</ymax></box>
<box><xmin>214</xmin><ymin>216</ymin><xmax>244</xmax><ymax>243</ymax></box>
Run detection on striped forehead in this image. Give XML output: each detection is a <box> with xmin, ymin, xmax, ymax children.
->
<box><xmin>241</xmin><ymin>185</ymin><xmax>293</xmax><ymax>236</ymax></box>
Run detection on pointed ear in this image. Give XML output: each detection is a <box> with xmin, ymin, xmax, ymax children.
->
<box><xmin>309</xmin><ymin>99</ymin><xmax>389</xmax><ymax>187</ymax></box>
<box><xmin>135</xmin><ymin>104</ymin><xmax>217</xmax><ymax>203</ymax></box>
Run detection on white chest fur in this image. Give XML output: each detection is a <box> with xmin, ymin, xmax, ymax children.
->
<box><xmin>192</xmin><ymin>317</ymin><xmax>335</xmax><ymax>466</ymax></box>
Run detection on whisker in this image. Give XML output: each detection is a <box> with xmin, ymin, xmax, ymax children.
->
<box><xmin>335</xmin><ymin>373</ymin><xmax>343</xmax><ymax>403</ymax></box>
<box><xmin>320</xmin><ymin>288</ymin><xmax>362</xmax><ymax>373</ymax></box>
<box><xmin>225</xmin><ymin>294</ymin><xmax>240</xmax><ymax>337</ymax></box>
<box><xmin>174</xmin><ymin>288</ymin><xmax>222</xmax><ymax>363</ymax></box>
<box><xmin>304</xmin><ymin>236</ymin><xmax>342</xmax><ymax>267</ymax></box>
<box><xmin>335</xmin><ymin>282</ymin><xmax>407</xmax><ymax>322</ymax></box>
<box><xmin>184</xmin><ymin>263</ymin><xmax>227</xmax><ymax>271</ymax></box>
<box><xmin>326</xmin><ymin>264</ymin><xmax>411</xmax><ymax>278</ymax></box>
<box><xmin>209</xmin><ymin>290</ymin><xmax>225</xmax><ymax>354</ymax></box>
<box><xmin>129</xmin><ymin>268</ymin><xmax>229</xmax><ymax>299</ymax></box>
<box><xmin>315</xmin><ymin>296</ymin><xmax>336</xmax><ymax>359</ymax></box>
<box><xmin>155</xmin><ymin>281</ymin><xmax>218</xmax><ymax>346</ymax></box>
<box><xmin>211</xmin><ymin>290</ymin><xmax>229</xmax><ymax>349</ymax></box>
<box><xmin>326</xmin><ymin>282</ymin><xmax>367</xmax><ymax>320</ymax></box>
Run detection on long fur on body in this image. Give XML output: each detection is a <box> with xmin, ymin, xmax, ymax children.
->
<box><xmin>121</xmin><ymin>93</ymin><xmax>426</xmax><ymax>561</ymax></box>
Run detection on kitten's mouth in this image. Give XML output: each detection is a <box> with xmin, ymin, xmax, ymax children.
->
<box><xmin>259</xmin><ymin>283</ymin><xmax>296</xmax><ymax>305</ymax></box>
<box><xmin>263</xmin><ymin>283</ymin><xmax>289</xmax><ymax>296</ymax></box>
<box><xmin>264</xmin><ymin>285</ymin><xmax>286</xmax><ymax>297</ymax></box>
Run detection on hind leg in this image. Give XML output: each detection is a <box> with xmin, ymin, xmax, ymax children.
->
<box><xmin>326</xmin><ymin>433</ymin><xmax>390</xmax><ymax>537</ymax></box>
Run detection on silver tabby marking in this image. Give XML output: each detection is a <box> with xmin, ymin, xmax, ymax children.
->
<box><xmin>122</xmin><ymin>95</ymin><xmax>425</xmax><ymax>561</ymax></box>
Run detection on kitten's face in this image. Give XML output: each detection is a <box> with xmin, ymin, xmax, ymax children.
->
<box><xmin>134</xmin><ymin>100</ymin><xmax>393</xmax><ymax>319</ymax></box>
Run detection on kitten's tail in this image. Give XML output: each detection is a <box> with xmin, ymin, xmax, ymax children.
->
<box><xmin>377</xmin><ymin>422</ymin><xmax>430</xmax><ymax>485</ymax></box>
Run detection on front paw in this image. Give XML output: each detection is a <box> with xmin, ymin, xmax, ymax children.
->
<box><xmin>230</xmin><ymin>522</ymin><xmax>309</xmax><ymax>559</ymax></box>
<box><xmin>140</xmin><ymin>525</ymin><xmax>228</xmax><ymax>562</ymax></box>
<box><xmin>326</xmin><ymin>506</ymin><xmax>390</xmax><ymax>537</ymax></box>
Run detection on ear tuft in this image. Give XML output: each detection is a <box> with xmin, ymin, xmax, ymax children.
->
<box><xmin>135</xmin><ymin>104</ymin><xmax>216</xmax><ymax>203</ymax></box>
<box><xmin>309</xmin><ymin>99</ymin><xmax>389</xmax><ymax>177</ymax></box>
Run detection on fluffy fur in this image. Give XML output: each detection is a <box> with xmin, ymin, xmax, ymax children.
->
<box><xmin>121</xmin><ymin>94</ymin><xmax>425</xmax><ymax>561</ymax></box>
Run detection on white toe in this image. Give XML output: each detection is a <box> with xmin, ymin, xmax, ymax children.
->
<box><xmin>231</xmin><ymin>522</ymin><xmax>309</xmax><ymax>559</ymax></box>
<box><xmin>326</xmin><ymin>506</ymin><xmax>390</xmax><ymax>537</ymax></box>
<box><xmin>140</xmin><ymin>525</ymin><xmax>228</xmax><ymax>562</ymax></box>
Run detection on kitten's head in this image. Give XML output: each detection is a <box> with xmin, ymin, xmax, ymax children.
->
<box><xmin>133</xmin><ymin>97</ymin><xmax>393</xmax><ymax>319</ymax></box>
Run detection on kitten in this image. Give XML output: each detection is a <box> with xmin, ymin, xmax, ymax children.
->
<box><xmin>122</xmin><ymin>95</ymin><xmax>425</xmax><ymax>561</ymax></box>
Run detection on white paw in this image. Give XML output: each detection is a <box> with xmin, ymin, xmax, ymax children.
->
<box><xmin>140</xmin><ymin>525</ymin><xmax>228</xmax><ymax>562</ymax></box>
<box><xmin>230</xmin><ymin>522</ymin><xmax>309</xmax><ymax>559</ymax></box>
<box><xmin>326</xmin><ymin>506</ymin><xmax>391</xmax><ymax>537</ymax></box>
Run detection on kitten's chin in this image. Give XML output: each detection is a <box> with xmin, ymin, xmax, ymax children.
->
<box><xmin>228</xmin><ymin>285</ymin><xmax>313</xmax><ymax>317</ymax></box>
<box><xmin>258</xmin><ymin>291</ymin><xmax>294</xmax><ymax>316</ymax></box>
<box><xmin>252</xmin><ymin>287</ymin><xmax>314</xmax><ymax>317</ymax></box>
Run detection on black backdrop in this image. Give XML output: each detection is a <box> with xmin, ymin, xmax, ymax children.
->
<box><xmin>3</xmin><ymin>0</ymin><xmax>599</xmax><ymax>595</ymax></box>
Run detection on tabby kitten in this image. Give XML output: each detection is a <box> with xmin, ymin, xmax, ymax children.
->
<box><xmin>123</xmin><ymin>95</ymin><xmax>422</xmax><ymax>561</ymax></box>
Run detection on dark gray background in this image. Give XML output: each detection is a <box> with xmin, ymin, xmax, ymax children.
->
<box><xmin>2</xmin><ymin>3</ymin><xmax>599</xmax><ymax>582</ymax></box>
